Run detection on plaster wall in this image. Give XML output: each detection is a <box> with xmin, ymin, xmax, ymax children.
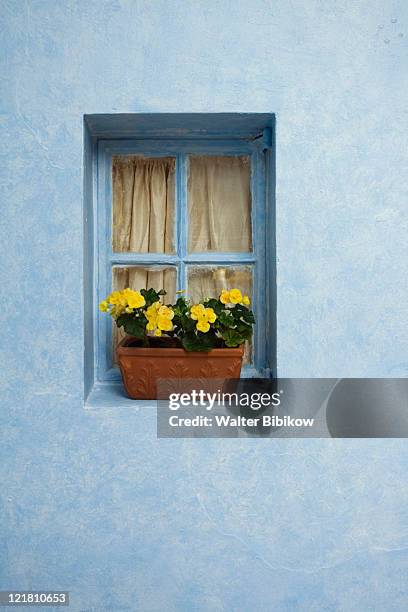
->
<box><xmin>1</xmin><ymin>1</ymin><xmax>408</xmax><ymax>610</ymax></box>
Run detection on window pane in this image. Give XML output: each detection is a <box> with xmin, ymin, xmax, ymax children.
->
<box><xmin>188</xmin><ymin>155</ymin><xmax>252</xmax><ymax>253</ymax></box>
<box><xmin>112</xmin><ymin>265</ymin><xmax>177</xmax><ymax>300</ymax></box>
<box><xmin>111</xmin><ymin>266</ymin><xmax>177</xmax><ymax>358</ymax></box>
<box><xmin>112</xmin><ymin>156</ymin><xmax>175</xmax><ymax>253</ymax></box>
<box><xmin>187</xmin><ymin>265</ymin><xmax>253</xmax><ymax>363</ymax></box>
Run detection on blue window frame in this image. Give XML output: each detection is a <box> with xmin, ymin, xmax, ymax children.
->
<box><xmin>95</xmin><ymin>136</ymin><xmax>274</xmax><ymax>383</ymax></box>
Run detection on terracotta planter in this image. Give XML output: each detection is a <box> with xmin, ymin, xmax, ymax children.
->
<box><xmin>117</xmin><ymin>336</ymin><xmax>244</xmax><ymax>400</ymax></box>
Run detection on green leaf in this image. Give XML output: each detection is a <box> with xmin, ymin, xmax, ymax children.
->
<box><xmin>117</xmin><ymin>315</ymin><xmax>146</xmax><ymax>339</ymax></box>
<box><xmin>221</xmin><ymin>329</ymin><xmax>244</xmax><ymax>348</ymax></box>
<box><xmin>173</xmin><ymin>311</ymin><xmax>195</xmax><ymax>335</ymax></box>
<box><xmin>181</xmin><ymin>332</ymin><xmax>202</xmax><ymax>352</ymax></box>
<box><xmin>184</xmin><ymin>317</ymin><xmax>196</xmax><ymax>332</ymax></box>
<box><xmin>199</xmin><ymin>331</ymin><xmax>218</xmax><ymax>350</ymax></box>
<box><xmin>116</xmin><ymin>313</ymin><xmax>130</xmax><ymax>329</ymax></box>
<box><xmin>235</xmin><ymin>322</ymin><xmax>252</xmax><ymax>340</ymax></box>
<box><xmin>140</xmin><ymin>288</ymin><xmax>160</xmax><ymax>306</ymax></box>
<box><xmin>231</xmin><ymin>304</ymin><xmax>255</xmax><ymax>324</ymax></box>
<box><xmin>174</xmin><ymin>297</ymin><xmax>189</xmax><ymax>317</ymax></box>
<box><xmin>176</xmin><ymin>296</ymin><xmax>188</xmax><ymax>307</ymax></box>
<box><xmin>218</xmin><ymin>310</ymin><xmax>235</xmax><ymax>327</ymax></box>
<box><xmin>243</xmin><ymin>310</ymin><xmax>255</xmax><ymax>324</ymax></box>
<box><xmin>203</xmin><ymin>298</ymin><xmax>223</xmax><ymax>316</ymax></box>
<box><xmin>182</xmin><ymin>331</ymin><xmax>217</xmax><ymax>352</ymax></box>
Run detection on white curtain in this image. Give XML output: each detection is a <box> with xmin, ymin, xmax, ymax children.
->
<box><xmin>188</xmin><ymin>155</ymin><xmax>252</xmax><ymax>252</ymax></box>
<box><xmin>112</xmin><ymin>266</ymin><xmax>176</xmax><ymax>302</ymax></box>
<box><xmin>113</xmin><ymin>155</ymin><xmax>175</xmax><ymax>254</ymax></box>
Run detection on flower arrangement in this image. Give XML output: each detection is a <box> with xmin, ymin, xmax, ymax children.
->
<box><xmin>99</xmin><ymin>287</ymin><xmax>255</xmax><ymax>352</ymax></box>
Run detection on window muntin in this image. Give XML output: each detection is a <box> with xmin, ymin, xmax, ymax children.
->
<box><xmin>112</xmin><ymin>265</ymin><xmax>177</xmax><ymax>302</ymax></box>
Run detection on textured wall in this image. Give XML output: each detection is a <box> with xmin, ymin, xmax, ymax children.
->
<box><xmin>1</xmin><ymin>1</ymin><xmax>408</xmax><ymax>610</ymax></box>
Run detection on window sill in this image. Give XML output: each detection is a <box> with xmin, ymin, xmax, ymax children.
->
<box><xmin>85</xmin><ymin>382</ymin><xmax>155</xmax><ymax>409</ymax></box>
<box><xmin>85</xmin><ymin>365</ymin><xmax>270</xmax><ymax>410</ymax></box>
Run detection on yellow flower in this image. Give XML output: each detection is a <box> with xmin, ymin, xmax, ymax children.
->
<box><xmin>242</xmin><ymin>295</ymin><xmax>250</xmax><ymax>306</ymax></box>
<box><xmin>196</xmin><ymin>320</ymin><xmax>210</xmax><ymax>333</ymax></box>
<box><xmin>176</xmin><ymin>289</ymin><xmax>185</xmax><ymax>294</ymax></box>
<box><xmin>144</xmin><ymin>302</ymin><xmax>174</xmax><ymax>334</ymax></box>
<box><xmin>190</xmin><ymin>304</ymin><xmax>206</xmax><ymax>320</ymax></box>
<box><xmin>190</xmin><ymin>304</ymin><xmax>216</xmax><ymax>327</ymax></box>
<box><xmin>158</xmin><ymin>305</ymin><xmax>174</xmax><ymax>319</ymax></box>
<box><xmin>99</xmin><ymin>300</ymin><xmax>109</xmax><ymax>312</ymax></box>
<box><xmin>119</xmin><ymin>292</ymin><xmax>128</xmax><ymax>307</ymax></box>
<box><xmin>229</xmin><ymin>288</ymin><xmax>243</xmax><ymax>304</ymax></box>
<box><xmin>107</xmin><ymin>291</ymin><xmax>122</xmax><ymax>305</ymax></box>
<box><xmin>145</xmin><ymin>302</ymin><xmax>161</xmax><ymax>321</ymax></box>
<box><xmin>205</xmin><ymin>307</ymin><xmax>217</xmax><ymax>323</ymax></box>
<box><xmin>157</xmin><ymin>315</ymin><xmax>173</xmax><ymax>331</ymax></box>
<box><xmin>110</xmin><ymin>304</ymin><xmax>125</xmax><ymax>319</ymax></box>
<box><xmin>220</xmin><ymin>290</ymin><xmax>230</xmax><ymax>304</ymax></box>
<box><xmin>126</xmin><ymin>290</ymin><xmax>146</xmax><ymax>309</ymax></box>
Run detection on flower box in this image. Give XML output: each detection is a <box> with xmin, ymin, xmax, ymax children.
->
<box><xmin>100</xmin><ymin>286</ymin><xmax>254</xmax><ymax>400</ymax></box>
<box><xmin>117</xmin><ymin>336</ymin><xmax>244</xmax><ymax>400</ymax></box>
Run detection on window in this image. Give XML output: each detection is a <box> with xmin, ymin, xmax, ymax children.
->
<box><xmin>86</xmin><ymin>114</ymin><xmax>276</xmax><ymax>397</ymax></box>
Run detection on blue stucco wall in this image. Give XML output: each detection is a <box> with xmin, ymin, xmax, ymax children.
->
<box><xmin>1</xmin><ymin>1</ymin><xmax>408</xmax><ymax>610</ymax></box>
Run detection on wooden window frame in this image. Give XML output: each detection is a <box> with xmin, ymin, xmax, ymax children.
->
<box><xmin>95</xmin><ymin>137</ymin><xmax>273</xmax><ymax>383</ymax></box>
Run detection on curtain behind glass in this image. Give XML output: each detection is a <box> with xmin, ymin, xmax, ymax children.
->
<box><xmin>188</xmin><ymin>155</ymin><xmax>252</xmax><ymax>252</ymax></box>
<box><xmin>111</xmin><ymin>156</ymin><xmax>176</xmax><ymax>357</ymax></box>
<box><xmin>112</xmin><ymin>266</ymin><xmax>177</xmax><ymax>357</ymax></box>
<box><xmin>187</xmin><ymin>266</ymin><xmax>253</xmax><ymax>363</ymax></box>
<box><xmin>112</xmin><ymin>156</ymin><xmax>175</xmax><ymax>253</ymax></box>
<box><xmin>112</xmin><ymin>155</ymin><xmax>176</xmax><ymax>298</ymax></box>
<box><xmin>187</xmin><ymin>156</ymin><xmax>253</xmax><ymax>361</ymax></box>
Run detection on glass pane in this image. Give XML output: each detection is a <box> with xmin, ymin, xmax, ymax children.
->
<box><xmin>188</xmin><ymin>155</ymin><xmax>252</xmax><ymax>253</ymax></box>
<box><xmin>112</xmin><ymin>265</ymin><xmax>177</xmax><ymax>300</ymax></box>
<box><xmin>112</xmin><ymin>156</ymin><xmax>175</xmax><ymax>253</ymax></box>
<box><xmin>187</xmin><ymin>265</ymin><xmax>253</xmax><ymax>364</ymax></box>
<box><xmin>111</xmin><ymin>266</ymin><xmax>177</xmax><ymax>358</ymax></box>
